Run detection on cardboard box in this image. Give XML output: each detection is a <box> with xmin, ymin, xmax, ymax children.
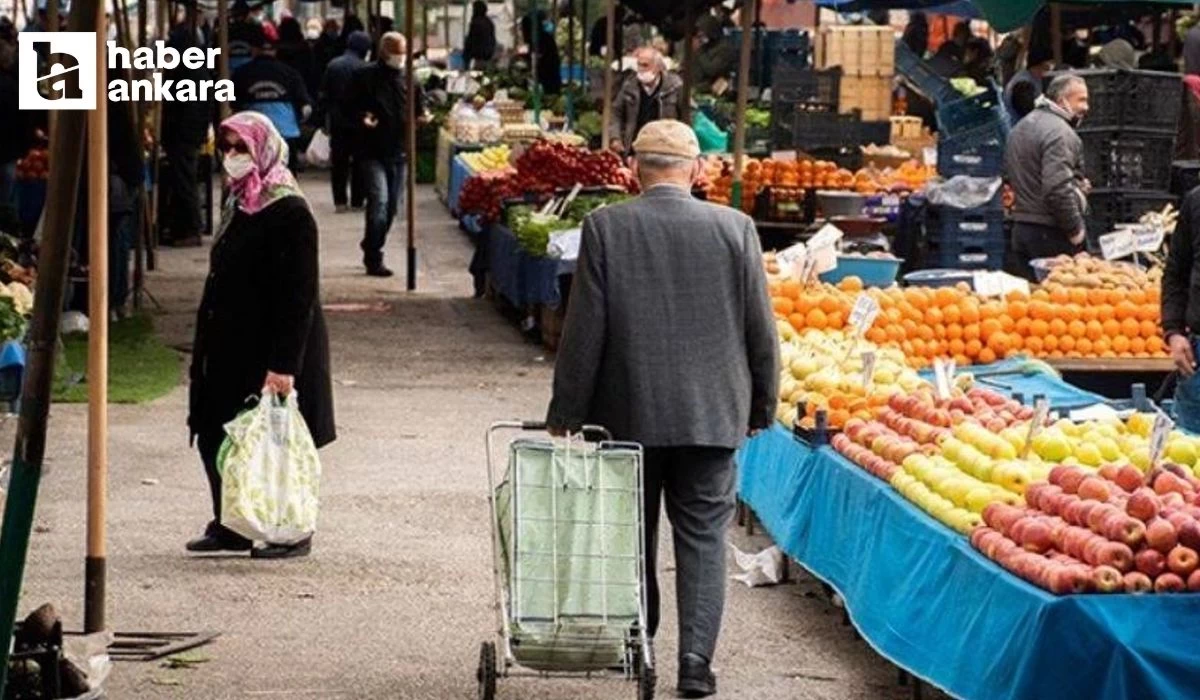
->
<box><xmin>815</xmin><ymin>26</ymin><xmax>896</xmax><ymax>77</ymax></box>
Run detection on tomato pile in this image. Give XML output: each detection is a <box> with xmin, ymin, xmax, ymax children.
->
<box><xmin>15</xmin><ymin>149</ymin><xmax>49</xmax><ymax>181</ymax></box>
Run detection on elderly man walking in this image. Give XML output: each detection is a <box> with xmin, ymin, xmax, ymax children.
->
<box><xmin>546</xmin><ymin>120</ymin><xmax>779</xmax><ymax>698</ymax></box>
<box><xmin>609</xmin><ymin>47</ymin><xmax>686</xmax><ymax>153</ymax></box>
<box><xmin>1003</xmin><ymin>73</ymin><xmax>1091</xmax><ymax>280</ymax></box>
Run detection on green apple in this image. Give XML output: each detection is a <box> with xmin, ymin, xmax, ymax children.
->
<box><xmin>965</xmin><ymin>486</ymin><xmax>995</xmax><ymax>513</ymax></box>
<box><xmin>1167</xmin><ymin>440</ymin><xmax>1199</xmax><ymax>467</ymax></box>
<box><xmin>1097</xmin><ymin>437</ymin><xmax>1122</xmax><ymax>463</ymax></box>
<box><xmin>1075</xmin><ymin>443</ymin><xmax>1103</xmax><ymax>467</ymax></box>
<box><xmin>993</xmin><ymin>461</ymin><xmax>1033</xmax><ymax>495</ymax></box>
<box><xmin>1033</xmin><ymin>432</ymin><xmax>1072</xmax><ymax>463</ymax></box>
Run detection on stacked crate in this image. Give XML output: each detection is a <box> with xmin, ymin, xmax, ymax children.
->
<box><xmin>923</xmin><ymin>190</ymin><xmax>1008</xmax><ymax>271</ymax></box>
<box><xmin>1054</xmin><ymin>69</ymin><xmax>1182</xmax><ymax>244</ymax></box>
<box><xmin>814</xmin><ymin>26</ymin><xmax>895</xmax><ymax>122</ymax></box>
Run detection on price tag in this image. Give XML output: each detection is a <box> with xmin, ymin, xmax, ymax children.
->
<box><xmin>861</xmin><ymin>350</ymin><xmax>877</xmax><ymax>390</ymax></box>
<box><xmin>770</xmin><ymin>150</ymin><xmax>797</xmax><ymax>162</ymax></box>
<box><xmin>1149</xmin><ymin>411</ymin><xmax>1176</xmax><ymax>467</ymax></box>
<box><xmin>1020</xmin><ymin>398</ymin><xmax>1050</xmax><ymax>459</ymax></box>
<box><xmin>1131</xmin><ymin>225</ymin><xmax>1165</xmax><ymax>253</ymax></box>
<box><xmin>776</xmin><ymin>242</ymin><xmax>806</xmax><ymax>279</ymax></box>
<box><xmin>798</xmin><ymin>255</ymin><xmax>818</xmax><ymax>285</ymax></box>
<box><xmin>847</xmin><ymin>293</ymin><xmax>880</xmax><ymax>337</ymax></box>
<box><xmin>806</xmin><ymin>223</ymin><xmax>843</xmax><ymax>255</ymax></box>
<box><xmin>933</xmin><ymin>358</ymin><xmax>951</xmax><ymax>400</ymax></box>
<box><xmin>972</xmin><ymin>271</ymin><xmax>1002</xmax><ymax>298</ymax></box>
<box><xmin>1099</xmin><ymin>229</ymin><xmax>1136</xmax><ymax>261</ymax></box>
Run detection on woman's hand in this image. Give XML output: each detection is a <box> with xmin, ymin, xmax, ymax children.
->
<box><xmin>263</xmin><ymin>371</ymin><xmax>295</xmax><ymax>396</ymax></box>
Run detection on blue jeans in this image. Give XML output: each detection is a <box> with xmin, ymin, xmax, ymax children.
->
<box><xmin>359</xmin><ymin>157</ymin><xmax>405</xmax><ymax>270</ymax></box>
<box><xmin>1176</xmin><ymin>339</ymin><xmax>1200</xmax><ymax>434</ymax></box>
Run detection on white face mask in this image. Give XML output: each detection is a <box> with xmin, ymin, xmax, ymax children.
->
<box><xmin>637</xmin><ymin>70</ymin><xmax>657</xmax><ymax>86</ymax></box>
<box><xmin>386</xmin><ymin>55</ymin><xmax>404</xmax><ymax>69</ymax></box>
<box><xmin>304</xmin><ymin>28</ymin><xmax>320</xmax><ymax>40</ymax></box>
<box><xmin>222</xmin><ymin>153</ymin><xmax>255</xmax><ymax>181</ymax></box>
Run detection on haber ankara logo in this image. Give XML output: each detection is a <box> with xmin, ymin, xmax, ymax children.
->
<box><xmin>18</xmin><ymin>32</ymin><xmax>98</xmax><ymax>110</ymax></box>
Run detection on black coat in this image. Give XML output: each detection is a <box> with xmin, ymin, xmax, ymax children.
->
<box><xmin>189</xmin><ymin>195</ymin><xmax>335</xmax><ymax>447</ymax></box>
<box><xmin>463</xmin><ymin>14</ymin><xmax>496</xmax><ymax>63</ymax></box>
<box><xmin>345</xmin><ymin>62</ymin><xmax>424</xmax><ymax>159</ymax></box>
<box><xmin>162</xmin><ymin>26</ymin><xmax>212</xmax><ymax>146</ymax></box>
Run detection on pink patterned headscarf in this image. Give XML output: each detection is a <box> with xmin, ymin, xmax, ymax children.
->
<box><xmin>219</xmin><ymin>111</ymin><xmax>304</xmax><ymax>214</ymax></box>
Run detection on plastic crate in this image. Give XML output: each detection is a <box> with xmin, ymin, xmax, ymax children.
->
<box><xmin>937</xmin><ymin>121</ymin><xmax>1006</xmax><ymax>178</ymax></box>
<box><xmin>894</xmin><ymin>41</ymin><xmax>960</xmax><ymax>104</ymax></box>
<box><xmin>857</xmin><ymin>120</ymin><xmax>892</xmax><ymax>146</ymax></box>
<box><xmin>1171</xmin><ymin>160</ymin><xmax>1200</xmax><ymax>197</ymax></box>
<box><xmin>1066</xmin><ymin>69</ymin><xmax>1181</xmax><ymax>133</ymax></box>
<box><xmin>728</xmin><ymin>28</ymin><xmax>811</xmax><ymax>88</ymax></box>
<box><xmin>772</xmin><ymin>64</ymin><xmax>842</xmax><ymax>109</ymax></box>
<box><xmin>1085</xmin><ymin>189</ymin><xmax>1177</xmax><ymax>241</ymax></box>
<box><xmin>927</xmin><ymin>205</ymin><xmax>1006</xmax><ymax>243</ymax></box>
<box><xmin>936</xmin><ymin>82</ymin><xmax>1009</xmax><ymax>137</ymax></box>
<box><xmin>1079</xmin><ymin>129</ymin><xmax>1175</xmax><ymax>191</ymax></box>
<box><xmin>784</xmin><ymin>109</ymin><xmax>862</xmax><ymax>151</ymax></box>
<box><xmin>925</xmin><ymin>235</ymin><xmax>1008</xmax><ymax>270</ymax></box>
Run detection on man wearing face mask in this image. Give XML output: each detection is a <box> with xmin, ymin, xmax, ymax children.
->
<box><xmin>1003</xmin><ymin>73</ymin><xmax>1091</xmax><ymax>280</ymax></box>
<box><xmin>346</xmin><ymin>31</ymin><xmax>426</xmax><ymax>277</ymax></box>
<box><xmin>609</xmin><ymin>47</ymin><xmax>685</xmax><ymax>153</ymax></box>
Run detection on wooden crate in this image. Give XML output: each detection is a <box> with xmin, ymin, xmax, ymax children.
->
<box><xmin>840</xmin><ymin>75</ymin><xmax>894</xmax><ymax>121</ymax></box>
<box><xmin>890</xmin><ymin>115</ymin><xmax>925</xmax><ymax>142</ymax></box>
<box><xmin>815</xmin><ymin>26</ymin><xmax>896</xmax><ymax>77</ymax></box>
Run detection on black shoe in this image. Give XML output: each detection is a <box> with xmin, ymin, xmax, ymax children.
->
<box><xmin>251</xmin><ymin>538</ymin><xmax>312</xmax><ymax>560</ymax></box>
<box><xmin>677</xmin><ymin>653</ymin><xmax>716</xmax><ymax>698</ymax></box>
<box><xmin>185</xmin><ymin>531</ymin><xmax>252</xmax><ymax>553</ymax></box>
<box><xmin>366</xmin><ymin>265</ymin><xmax>394</xmax><ymax>278</ymax></box>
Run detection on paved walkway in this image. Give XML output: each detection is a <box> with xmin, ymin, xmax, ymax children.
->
<box><xmin>15</xmin><ymin>176</ymin><xmax>915</xmax><ymax>699</ymax></box>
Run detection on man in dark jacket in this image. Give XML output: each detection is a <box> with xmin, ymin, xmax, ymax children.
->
<box><xmin>160</xmin><ymin>24</ymin><xmax>212</xmax><ymax>246</ymax></box>
<box><xmin>346</xmin><ymin>31</ymin><xmax>425</xmax><ymax>277</ymax></box>
<box><xmin>1003</xmin><ymin>74</ymin><xmax>1090</xmax><ymax>280</ymax></box>
<box><xmin>692</xmin><ymin>15</ymin><xmax>735</xmax><ymax>92</ymax></box>
<box><xmin>1163</xmin><ymin>189</ymin><xmax>1200</xmax><ymax>432</ymax></box>
<box><xmin>233</xmin><ymin>24</ymin><xmax>312</xmax><ymax>171</ymax></box>
<box><xmin>609</xmin><ymin>47</ymin><xmax>685</xmax><ymax>152</ymax></box>
<box><xmin>547</xmin><ymin>120</ymin><xmax>778</xmax><ymax>700</ymax></box>
<box><xmin>462</xmin><ymin>1</ymin><xmax>496</xmax><ymax>69</ymax></box>
<box><xmin>320</xmin><ymin>30</ymin><xmax>370</xmax><ymax>212</ymax></box>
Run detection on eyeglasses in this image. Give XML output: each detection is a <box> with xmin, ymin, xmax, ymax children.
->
<box><xmin>219</xmin><ymin>142</ymin><xmax>249</xmax><ymax>155</ymax></box>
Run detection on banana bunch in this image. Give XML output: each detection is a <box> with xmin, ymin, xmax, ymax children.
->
<box><xmin>462</xmin><ymin>144</ymin><xmax>512</xmax><ymax>173</ymax></box>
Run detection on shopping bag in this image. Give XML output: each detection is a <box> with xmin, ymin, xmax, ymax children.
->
<box><xmin>304</xmin><ymin>129</ymin><xmax>331</xmax><ymax>168</ymax></box>
<box><xmin>218</xmin><ymin>391</ymin><xmax>321</xmax><ymax>544</ymax></box>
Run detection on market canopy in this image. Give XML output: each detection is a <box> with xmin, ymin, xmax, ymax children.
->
<box><xmin>965</xmin><ymin>0</ymin><xmax>1195</xmax><ymax>32</ymax></box>
<box><xmin>815</xmin><ymin>0</ymin><xmax>979</xmax><ymax>17</ymax></box>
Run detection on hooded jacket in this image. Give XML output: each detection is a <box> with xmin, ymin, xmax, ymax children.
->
<box><xmin>1003</xmin><ymin>97</ymin><xmax>1087</xmax><ymax>236</ymax></box>
<box><xmin>610</xmin><ymin>71</ymin><xmax>686</xmax><ymax>150</ymax></box>
<box><xmin>320</xmin><ymin>32</ymin><xmax>371</xmax><ymax>132</ymax></box>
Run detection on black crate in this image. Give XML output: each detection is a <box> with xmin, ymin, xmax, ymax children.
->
<box><xmin>784</xmin><ymin>109</ymin><xmax>861</xmax><ymax>151</ymax></box>
<box><xmin>772</xmin><ymin>64</ymin><xmax>842</xmax><ymax>109</ymax></box>
<box><xmin>925</xmin><ymin>235</ymin><xmax>1008</xmax><ymax>270</ymax></box>
<box><xmin>895</xmin><ymin>40</ymin><xmax>960</xmax><ymax>104</ymax></box>
<box><xmin>936</xmin><ymin>82</ymin><xmax>1009</xmax><ymax>137</ymax></box>
<box><xmin>1172</xmin><ymin>160</ymin><xmax>1200</xmax><ymax>197</ymax></box>
<box><xmin>1085</xmin><ymin>188</ymin><xmax>1177</xmax><ymax>242</ymax></box>
<box><xmin>857</xmin><ymin>120</ymin><xmax>892</xmax><ymax>146</ymax></box>
<box><xmin>938</xmin><ymin>121</ymin><xmax>1006</xmax><ymax>178</ymax></box>
<box><xmin>1079</xmin><ymin>129</ymin><xmax>1176</xmax><ymax>191</ymax></box>
<box><xmin>927</xmin><ymin>205</ymin><xmax>1006</xmax><ymax>243</ymax></box>
<box><xmin>1065</xmin><ymin>69</ymin><xmax>1182</xmax><ymax>133</ymax></box>
<box><xmin>728</xmin><ymin>28</ymin><xmax>811</xmax><ymax>87</ymax></box>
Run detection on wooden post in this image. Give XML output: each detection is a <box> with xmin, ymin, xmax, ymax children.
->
<box><xmin>580</xmin><ymin>0</ymin><xmax>587</xmax><ymax>90</ymax></box>
<box><xmin>732</xmin><ymin>0</ymin><xmax>753</xmax><ymax>211</ymax></box>
<box><xmin>422</xmin><ymin>2</ymin><xmax>428</xmax><ymax>52</ymax></box>
<box><xmin>46</xmin><ymin>0</ymin><xmax>57</xmax><ymax>30</ymax></box>
<box><xmin>0</xmin><ymin>0</ymin><xmax>99</xmax><ymax>687</ymax></box>
<box><xmin>218</xmin><ymin>0</ymin><xmax>230</xmax><ymax>120</ymax></box>
<box><xmin>599</xmin><ymin>0</ymin><xmax>614</xmax><ymax>148</ymax></box>
<box><xmin>530</xmin><ymin>0</ymin><xmax>539</xmax><ymax>123</ymax></box>
<box><xmin>138</xmin><ymin>0</ymin><xmax>147</xmax><ymax>45</ymax></box>
<box><xmin>84</xmin><ymin>0</ymin><xmax>110</xmax><ymax>636</ymax></box>
<box><xmin>680</xmin><ymin>6</ymin><xmax>696</xmax><ymax>123</ymax></box>
<box><xmin>405</xmin><ymin>0</ymin><xmax>417</xmax><ymax>291</ymax></box>
<box><xmin>443</xmin><ymin>0</ymin><xmax>450</xmax><ymax>50</ymax></box>
<box><xmin>1051</xmin><ymin>3</ymin><xmax>1062</xmax><ymax>67</ymax></box>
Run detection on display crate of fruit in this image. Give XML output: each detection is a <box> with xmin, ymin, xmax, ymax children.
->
<box><xmin>838</xmin><ymin>74</ymin><xmax>893</xmax><ymax>122</ymax></box>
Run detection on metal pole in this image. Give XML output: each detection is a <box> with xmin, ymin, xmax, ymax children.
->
<box><xmin>599</xmin><ymin>0</ymin><xmax>613</xmax><ymax>146</ymax></box>
<box><xmin>405</xmin><ymin>0</ymin><xmax>416</xmax><ymax>290</ymax></box>
<box><xmin>0</xmin><ymin>0</ymin><xmax>99</xmax><ymax>688</ymax></box>
<box><xmin>732</xmin><ymin>0</ymin><xmax>753</xmax><ymax>210</ymax></box>
<box><xmin>85</xmin><ymin>0</ymin><xmax>110</xmax><ymax>636</ymax></box>
<box><xmin>218</xmin><ymin>0</ymin><xmax>230</xmax><ymax>120</ymax></box>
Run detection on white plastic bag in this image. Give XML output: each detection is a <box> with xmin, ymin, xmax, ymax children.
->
<box><xmin>218</xmin><ymin>392</ymin><xmax>321</xmax><ymax>544</ymax></box>
<box><xmin>304</xmin><ymin>129</ymin><xmax>331</xmax><ymax>168</ymax></box>
<box><xmin>730</xmin><ymin>544</ymin><xmax>785</xmax><ymax>587</ymax></box>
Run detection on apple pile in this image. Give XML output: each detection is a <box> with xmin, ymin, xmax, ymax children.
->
<box><xmin>15</xmin><ymin>148</ymin><xmax>49</xmax><ymax>181</ymax></box>
<box><xmin>972</xmin><ymin>463</ymin><xmax>1200</xmax><ymax>594</ymax></box>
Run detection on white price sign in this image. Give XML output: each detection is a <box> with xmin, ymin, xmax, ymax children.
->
<box><xmin>1149</xmin><ymin>411</ymin><xmax>1176</xmax><ymax>467</ymax></box>
<box><xmin>1099</xmin><ymin>230</ymin><xmax>1136</xmax><ymax>261</ymax></box>
<box><xmin>848</xmin><ymin>293</ymin><xmax>880</xmax><ymax>337</ymax></box>
<box><xmin>932</xmin><ymin>358</ymin><xmax>955</xmax><ymax>400</ymax></box>
<box><xmin>776</xmin><ymin>242</ymin><xmax>806</xmax><ymax>279</ymax></box>
<box><xmin>861</xmin><ymin>350</ymin><xmax>877</xmax><ymax>390</ymax></box>
<box><xmin>1020</xmin><ymin>398</ymin><xmax>1050</xmax><ymax>459</ymax></box>
<box><xmin>1131</xmin><ymin>225</ymin><xmax>1166</xmax><ymax>253</ymax></box>
<box><xmin>973</xmin><ymin>271</ymin><xmax>1031</xmax><ymax>299</ymax></box>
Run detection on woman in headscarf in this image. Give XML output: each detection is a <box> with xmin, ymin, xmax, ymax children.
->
<box><xmin>186</xmin><ymin>112</ymin><xmax>335</xmax><ymax>560</ymax></box>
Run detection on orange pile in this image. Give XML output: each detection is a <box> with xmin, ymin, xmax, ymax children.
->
<box><xmin>769</xmin><ymin>279</ymin><xmax>1168</xmax><ymax>368</ymax></box>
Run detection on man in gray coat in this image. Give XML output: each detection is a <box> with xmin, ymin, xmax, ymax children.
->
<box><xmin>1003</xmin><ymin>73</ymin><xmax>1090</xmax><ymax>280</ymax></box>
<box><xmin>547</xmin><ymin>120</ymin><xmax>779</xmax><ymax>698</ymax></box>
<box><xmin>609</xmin><ymin>47</ymin><xmax>687</xmax><ymax>153</ymax></box>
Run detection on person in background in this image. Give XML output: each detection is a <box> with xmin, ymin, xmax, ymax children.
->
<box><xmin>0</xmin><ymin>38</ymin><xmax>30</xmax><ymax>210</ymax></box>
<box><xmin>609</xmin><ymin>47</ymin><xmax>684</xmax><ymax>153</ymax></box>
<box><xmin>1003</xmin><ymin>74</ymin><xmax>1090</xmax><ymax>280</ymax></box>
<box><xmin>346</xmin><ymin>31</ymin><xmax>426</xmax><ymax>277</ymax></box>
<box><xmin>547</xmin><ymin>120</ymin><xmax>777</xmax><ymax>700</ymax></box>
<box><xmin>462</xmin><ymin>1</ymin><xmax>496</xmax><ymax>70</ymax></box>
<box><xmin>521</xmin><ymin>11</ymin><xmax>562</xmax><ymax>96</ymax></box>
<box><xmin>693</xmin><ymin>14</ymin><xmax>737</xmax><ymax>92</ymax></box>
<box><xmin>1005</xmin><ymin>46</ymin><xmax>1055</xmax><ymax>122</ymax></box>
<box><xmin>312</xmin><ymin>18</ymin><xmax>339</xmax><ymax>76</ymax></box>
<box><xmin>277</xmin><ymin>16</ymin><xmax>319</xmax><ymax>101</ymax></box>
<box><xmin>233</xmin><ymin>23</ymin><xmax>312</xmax><ymax>172</ymax></box>
<box><xmin>304</xmin><ymin>17</ymin><xmax>322</xmax><ymax>42</ymax></box>
<box><xmin>227</xmin><ymin>0</ymin><xmax>260</xmax><ymax>72</ymax></box>
<box><xmin>902</xmin><ymin>12</ymin><xmax>929</xmax><ymax>57</ymax></box>
<box><xmin>589</xmin><ymin>5</ymin><xmax>639</xmax><ymax>60</ymax></box>
<box><xmin>1186</xmin><ymin>15</ymin><xmax>1200</xmax><ymax>76</ymax></box>
<box><xmin>1095</xmin><ymin>38</ymin><xmax>1136</xmax><ymax>70</ymax></box>
<box><xmin>160</xmin><ymin>21</ymin><xmax>213</xmax><ymax>247</ymax></box>
<box><xmin>188</xmin><ymin>112</ymin><xmax>335</xmax><ymax>559</ymax></box>
<box><xmin>934</xmin><ymin>21</ymin><xmax>971</xmax><ymax>63</ymax></box>
<box><xmin>962</xmin><ymin>36</ymin><xmax>995</xmax><ymax>86</ymax></box>
<box><xmin>336</xmin><ymin>14</ymin><xmax>365</xmax><ymax>56</ymax></box>
<box><xmin>996</xmin><ymin>34</ymin><xmax>1023</xmax><ymax>86</ymax></box>
<box><xmin>320</xmin><ymin>30</ymin><xmax>371</xmax><ymax>213</ymax></box>
<box><xmin>1162</xmin><ymin>186</ymin><xmax>1200</xmax><ymax>432</ymax></box>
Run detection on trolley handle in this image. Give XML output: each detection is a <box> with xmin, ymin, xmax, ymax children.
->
<box><xmin>504</xmin><ymin>421</ymin><xmax>613</xmax><ymax>442</ymax></box>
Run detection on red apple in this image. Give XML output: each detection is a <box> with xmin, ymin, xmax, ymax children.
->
<box><xmin>1188</xmin><ymin>569</ymin><xmax>1200</xmax><ymax>592</ymax></box>
<box><xmin>1104</xmin><ymin>516</ymin><xmax>1146</xmax><ymax>548</ymax></box>
<box><xmin>1063</xmin><ymin>500</ymin><xmax>1089</xmax><ymax>527</ymax></box>
<box><xmin>1085</xmin><ymin>536</ymin><xmax>1108</xmax><ymax>565</ymax></box>
<box><xmin>1163</xmin><ymin>492</ymin><xmax>1188</xmax><ymax>510</ymax></box>
<box><xmin>1093</xmin><ymin>565</ymin><xmax>1125</xmax><ymax>593</ymax></box>
<box><xmin>1166</xmin><ymin>511</ymin><xmax>1193</xmax><ymax>531</ymax></box>
<box><xmin>1087</xmin><ymin>504</ymin><xmax>1120</xmax><ymax>534</ymax></box>
<box><xmin>1078</xmin><ymin>476</ymin><xmax>1112</xmax><ymax>502</ymax></box>
<box><xmin>1123</xmin><ymin>571</ymin><xmax>1154</xmax><ymax>594</ymax></box>
<box><xmin>1168</xmin><ymin>546</ymin><xmax>1200</xmax><ymax>577</ymax></box>
<box><xmin>1147</xmin><ymin>519</ymin><xmax>1179</xmax><ymax>554</ymax></box>
<box><xmin>1036</xmin><ymin>485</ymin><xmax>1065</xmax><ymax>514</ymax></box>
<box><xmin>1097</xmin><ymin>542</ymin><xmax>1135</xmax><ymax>573</ymax></box>
<box><xmin>1059</xmin><ymin>468</ymin><xmax>1087</xmax><ymax>495</ymax></box>
<box><xmin>1154</xmin><ymin>472</ymin><xmax>1191</xmax><ymax>498</ymax></box>
<box><xmin>1048</xmin><ymin>465</ymin><xmax>1074</xmax><ymax>487</ymax></box>
<box><xmin>1127</xmin><ymin>488</ymin><xmax>1162</xmax><ymax>523</ymax></box>
<box><xmin>1155</xmin><ymin>572</ymin><xmax>1187</xmax><ymax>593</ymax></box>
<box><xmin>1179</xmin><ymin>520</ymin><xmax>1200</xmax><ymax>551</ymax></box>
<box><xmin>1135</xmin><ymin>549</ymin><xmax>1167</xmax><ymax>578</ymax></box>
<box><xmin>1021</xmin><ymin>520</ymin><xmax>1054</xmax><ymax>554</ymax></box>
<box><xmin>1114</xmin><ymin>465</ymin><xmax>1146</xmax><ymax>494</ymax></box>
<box><xmin>1098</xmin><ymin>464</ymin><xmax>1121</xmax><ymax>482</ymax></box>
<box><xmin>1162</xmin><ymin>463</ymin><xmax>1196</xmax><ymax>490</ymax></box>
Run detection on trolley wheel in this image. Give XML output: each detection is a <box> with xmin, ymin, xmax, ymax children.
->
<box><xmin>477</xmin><ymin>641</ymin><xmax>497</xmax><ymax>700</ymax></box>
<box><xmin>633</xmin><ymin>638</ymin><xmax>656</xmax><ymax>700</ymax></box>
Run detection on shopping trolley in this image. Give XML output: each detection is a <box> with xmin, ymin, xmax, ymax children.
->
<box><xmin>478</xmin><ymin>421</ymin><xmax>655</xmax><ymax>699</ymax></box>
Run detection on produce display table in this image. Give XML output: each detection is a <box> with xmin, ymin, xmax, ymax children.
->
<box><xmin>738</xmin><ymin>425</ymin><xmax>1200</xmax><ymax>700</ymax></box>
<box><xmin>951</xmin><ymin>358</ymin><xmax>1107</xmax><ymax>410</ymax></box>
<box><xmin>1043</xmin><ymin>358</ymin><xmax>1174</xmax><ymax>403</ymax></box>
<box><xmin>448</xmin><ymin>154</ymin><xmax>476</xmax><ymax>217</ymax></box>
<box><xmin>434</xmin><ymin>127</ymin><xmax>487</xmax><ymax>203</ymax></box>
<box><xmin>486</xmin><ymin>223</ymin><xmax>576</xmax><ymax>308</ymax></box>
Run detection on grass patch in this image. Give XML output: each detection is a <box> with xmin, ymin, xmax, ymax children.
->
<box><xmin>54</xmin><ymin>314</ymin><xmax>182</xmax><ymax>404</ymax></box>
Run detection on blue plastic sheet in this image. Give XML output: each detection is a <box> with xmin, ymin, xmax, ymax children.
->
<box><xmin>921</xmin><ymin>358</ymin><xmax>1106</xmax><ymax>410</ymax></box>
<box><xmin>739</xmin><ymin>426</ymin><xmax>1200</xmax><ymax>700</ymax></box>
<box><xmin>0</xmin><ymin>341</ymin><xmax>25</xmax><ymax>370</ymax></box>
<box><xmin>486</xmin><ymin>224</ymin><xmax>576</xmax><ymax>308</ymax></box>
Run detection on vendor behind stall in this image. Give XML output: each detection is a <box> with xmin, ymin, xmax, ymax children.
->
<box><xmin>693</xmin><ymin>15</ymin><xmax>736</xmax><ymax>93</ymax></box>
<box><xmin>609</xmin><ymin>47</ymin><xmax>685</xmax><ymax>153</ymax></box>
<box><xmin>1003</xmin><ymin>74</ymin><xmax>1089</xmax><ymax>280</ymax></box>
<box><xmin>1163</xmin><ymin>190</ymin><xmax>1200</xmax><ymax>432</ymax></box>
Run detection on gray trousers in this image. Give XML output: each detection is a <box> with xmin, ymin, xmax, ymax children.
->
<box><xmin>643</xmin><ymin>446</ymin><xmax>737</xmax><ymax>663</ymax></box>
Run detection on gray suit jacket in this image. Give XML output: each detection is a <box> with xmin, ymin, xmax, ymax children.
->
<box><xmin>547</xmin><ymin>185</ymin><xmax>779</xmax><ymax>449</ymax></box>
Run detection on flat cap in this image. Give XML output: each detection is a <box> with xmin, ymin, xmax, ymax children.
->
<box><xmin>632</xmin><ymin>119</ymin><xmax>700</xmax><ymax>159</ymax></box>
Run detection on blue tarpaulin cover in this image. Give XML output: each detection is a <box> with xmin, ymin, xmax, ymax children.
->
<box><xmin>0</xmin><ymin>341</ymin><xmax>25</xmax><ymax>371</ymax></box>
<box><xmin>920</xmin><ymin>357</ymin><xmax>1107</xmax><ymax>411</ymax></box>
<box><xmin>449</xmin><ymin>154</ymin><xmax>475</xmax><ymax>217</ymax></box>
<box><xmin>738</xmin><ymin>425</ymin><xmax>1200</xmax><ymax>700</ymax></box>
<box><xmin>486</xmin><ymin>224</ymin><xmax>576</xmax><ymax>308</ymax></box>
